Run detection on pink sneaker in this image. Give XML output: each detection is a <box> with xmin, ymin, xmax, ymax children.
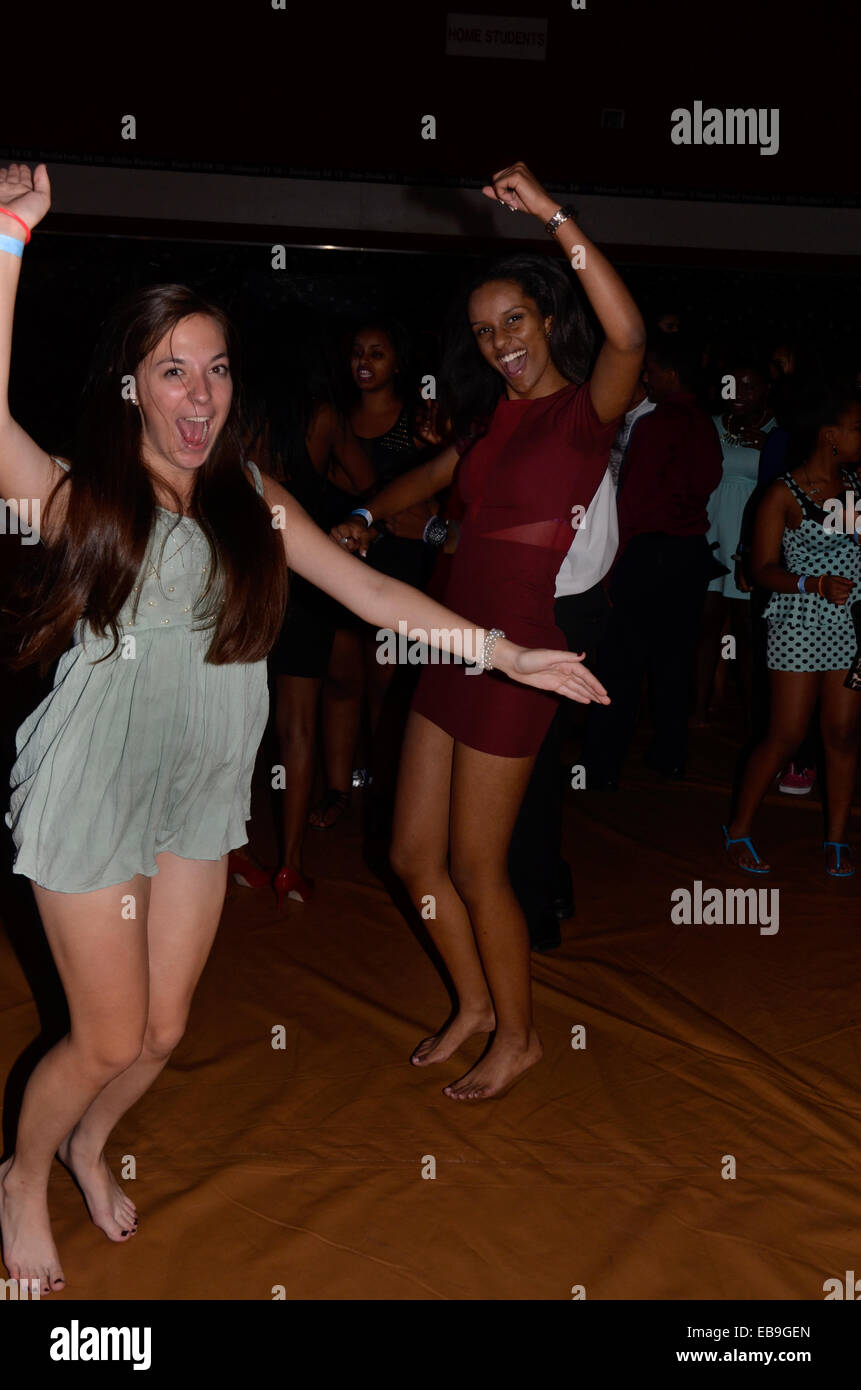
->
<box><xmin>779</xmin><ymin>763</ymin><xmax>816</xmax><ymax>796</ymax></box>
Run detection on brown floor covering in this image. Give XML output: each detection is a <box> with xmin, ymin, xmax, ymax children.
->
<box><xmin>1</xmin><ymin>723</ymin><xmax>859</xmax><ymax>1301</ymax></box>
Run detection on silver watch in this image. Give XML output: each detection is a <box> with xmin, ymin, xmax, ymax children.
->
<box><xmin>544</xmin><ymin>204</ymin><xmax>578</xmax><ymax>235</ymax></box>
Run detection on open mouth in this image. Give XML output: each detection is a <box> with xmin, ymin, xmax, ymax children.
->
<box><xmin>355</xmin><ymin>368</ymin><xmax>374</xmax><ymax>382</ymax></box>
<box><xmin>499</xmin><ymin>348</ymin><xmax>527</xmax><ymax>380</ymax></box>
<box><xmin>176</xmin><ymin>417</ymin><xmax>213</xmax><ymax>450</ymax></box>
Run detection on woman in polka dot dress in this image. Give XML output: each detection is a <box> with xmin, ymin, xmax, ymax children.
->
<box><xmin>722</xmin><ymin>386</ymin><xmax>861</xmax><ymax>877</ymax></box>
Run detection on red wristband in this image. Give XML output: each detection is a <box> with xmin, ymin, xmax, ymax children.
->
<box><xmin>0</xmin><ymin>208</ymin><xmax>31</xmax><ymax>244</ymax></box>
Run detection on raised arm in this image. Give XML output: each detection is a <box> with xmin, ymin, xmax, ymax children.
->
<box><xmin>260</xmin><ymin>468</ymin><xmax>609</xmax><ymax>706</ymax></box>
<box><xmin>0</xmin><ymin>164</ymin><xmax>66</xmax><ymax>517</ymax></box>
<box><xmin>481</xmin><ymin>162</ymin><xmax>646</xmax><ymax>423</ymax></box>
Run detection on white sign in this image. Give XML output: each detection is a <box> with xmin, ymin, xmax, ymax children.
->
<box><xmin>445</xmin><ymin>13</ymin><xmax>548</xmax><ymax>60</ymax></box>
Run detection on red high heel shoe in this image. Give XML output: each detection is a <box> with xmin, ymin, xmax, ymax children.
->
<box><xmin>228</xmin><ymin>850</ymin><xmax>271</xmax><ymax>889</ymax></box>
<box><xmin>273</xmin><ymin>866</ymin><xmax>315</xmax><ymax>908</ymax></box>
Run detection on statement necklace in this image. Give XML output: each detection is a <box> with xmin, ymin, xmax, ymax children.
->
<box><xmin>720</xmin><ymin>409</ymin><xmax>770</xmax><ymax>447</ymax></box>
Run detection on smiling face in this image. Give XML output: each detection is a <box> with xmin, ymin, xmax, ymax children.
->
<box><xmin>134</xmin><ymin>313</ymin><xmax>232</xmax><ymax>477</ymax></box>
<box><xmin>351</xmin><ymin>328</ymin><xmax>398</xmax><ymax>392</ymax></box>
<box><xmin>725</xmin><ymin>366</ymin><xmax>769</xmax><ymax>420</ymax></box>
<box><xmin>468</xmin><ymin>279</ymin><xmax>563</xmax><ymax>398</ymax></box>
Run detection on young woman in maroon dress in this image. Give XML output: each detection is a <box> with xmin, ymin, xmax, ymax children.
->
<box><xmin>335</xmin><ymin>162</ymin><xmax>645</xmax><ymax>1100</ymax></box>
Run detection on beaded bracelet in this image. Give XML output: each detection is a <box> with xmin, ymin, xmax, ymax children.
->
<box><xmin>482</xmin><ymin>628</ymin><xmax>505</xmax><ymax>671</ymax></box>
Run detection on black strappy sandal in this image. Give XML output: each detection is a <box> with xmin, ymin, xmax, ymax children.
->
<box><xmin>308</xmin><ymin>788</ymin><xmax>351</xmax><ymax>830</ymax></box>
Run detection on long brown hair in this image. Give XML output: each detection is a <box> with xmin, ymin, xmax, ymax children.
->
<box><xmin>7</xmin><ymin>284</ymin><xmax>289</xmax><ymax>673</ymax></box>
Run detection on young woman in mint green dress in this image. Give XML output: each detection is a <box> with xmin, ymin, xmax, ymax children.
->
<box><xmin>0</xmin><ymin>163</ymin><xmax>611</xmax><ymax>1295</ymax></box>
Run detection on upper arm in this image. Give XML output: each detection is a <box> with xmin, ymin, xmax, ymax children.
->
<box><xmin>588</xmin><ymin>341</ymin><xmax>646</xmax><ymax>424</ymax></box>
<box><xmin>0</xmin><ymin>418</ymin><xmax>68</xmax><ymax>532</ymax></box>
<box><xmin>308</xmin><ymin>402</ymin><xmax>376</xmax><ymax>493</ymax></box>
<box><xmin>752</xmin><ymin>481</ymin><xmax>792</xmax><ymax>573</ymax></box>
<box><xmin>258</xmin><ymin>469</ymin><xmax>384</xmax><ymax>609</ymax></box>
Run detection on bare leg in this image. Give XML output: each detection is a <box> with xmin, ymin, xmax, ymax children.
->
<box><xmin>57</xmin><ymin>852</ymin><xmax>228</xmax><ymax>1236</ymax></box>
<box><xmin>0</xmin><ymin>874</ymin><xmax>151</xmax><ymax>1293</ymax></box>
<box><xmin>819</xmin><ymin>670</ymin><xmax>861</xmax><ymax>875</ymax></box>
<box><xmin>310</xmin><ymin>627</ymin><xmax>363</xmax><ymax>826</ymax></box>
<box><xmin>442</xmin><ymin>742</ymin><xmax>542</xmax><ymax>1100</ymax></box>
<box><xmin>274</xmin><ymin>674</ymin><xmax>321</xmax><ymax>872</ymax></box>
<box><xmin>390</xmin><ymin>712</ymin><xmax>495</xmax><ymax>1064</ymax></box>
<box><xmin>726</xmin><ymin>670</ymin><xmax>820</xmax><ymax>870</ymax></box>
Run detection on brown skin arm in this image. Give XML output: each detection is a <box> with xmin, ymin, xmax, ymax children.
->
<box><xmin>307</xmin><ymin>402</ymin><xmax>377</xmax><ymax>494</ymax></box>
<box><xmin>751</xmin><ymin>479</ymin><xmax>854</xmax><ymax>603</ymax></box>
<box><xmin>330</xmin><ymin>445</ymin><xmax>459</xmax><ymax>554</ymax></box>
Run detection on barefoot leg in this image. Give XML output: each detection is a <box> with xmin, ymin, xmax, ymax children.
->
<box><xmin>1</xmin><ymin>872</ymin><xmax>152</xmax><ymax>1293</ymax></box>
<box><xmin>443</xmin><ymin>742</ymin><xmax>543</xmax><ymax>1101</ymax></box>
<box><xmin>390</xmin><ymin>713</ymin><xmax>496</xmax><ymax>1064</ymax></box>
<box><xmin>58</xmin><ymin>852</ymin><xmax>228</xmax><ymax>1236</ymax></box>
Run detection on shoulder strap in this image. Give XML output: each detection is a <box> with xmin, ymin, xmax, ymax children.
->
<box><xmin>244</xmin><ymin>459</ymin><xmax>265</xmax><ymax>498</ymax></box>
<box><xmin>779</xmin><ymin>471</ymin><xmax>821</xmax><ymax>518</ymax></box>
<box><xmin>51</xmin><ymin>455</ymin><xmax>70</xmax><ymax>472</ymax></box>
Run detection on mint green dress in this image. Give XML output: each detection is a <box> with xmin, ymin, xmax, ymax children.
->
<box><xmin>5</xmin><ymin>460</ymin><xmax>270</xmax><ymax>893</ymax></box>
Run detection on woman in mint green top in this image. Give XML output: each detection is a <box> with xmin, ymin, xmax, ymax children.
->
<box><xmin>0</xmin><ymin>164</ymin><xmax>612</xmax><ymax>1296</ymax></box>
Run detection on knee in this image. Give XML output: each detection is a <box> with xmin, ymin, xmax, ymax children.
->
<box><xmin>449</xmin><ymin>853</ymin><xmax>501</xmax><ymax>906</ymax></box>
<box><xmin>389</xmin><ymin>838</ymin><xmax>439</xmax><ymax>889</ymax></box>
<box><xmin>764</xmin><ymin>725</ymin><xmax>806</xmax><ymax>758</ymax></box>
<box><xmin>82</xmin><ymin>1037</ymin><xmax>145</xmax><ymax>1080</ymax></box>
<box><xmin>141</xmin><ymin>1019</ymin><xmax>186</xmax><ymax>1062</ymax></box>
<box><xmin>821</xmin><ymin>720</ymin><xmax>859</xmax><ymax>756</ymax></box>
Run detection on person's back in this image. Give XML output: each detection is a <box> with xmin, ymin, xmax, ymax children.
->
<box><xmin>617</xmin><ymin>389</ymin><xmax>723</xmax><ymax>551</ymax></box>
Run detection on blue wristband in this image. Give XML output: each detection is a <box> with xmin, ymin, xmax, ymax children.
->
<box><xmin>797</xmin><ymin>574</ymin><xmax>807</xmax><ymax>593</ymax></box>
<box><xmin>350</xmin><ymin>507</ymin><xmax>373</xmax><ymax>528</ymax></box>
<box><xmin>0</xmin><ymin>234</ymin><xmax>24</xmax><ymax>259</ymax></box>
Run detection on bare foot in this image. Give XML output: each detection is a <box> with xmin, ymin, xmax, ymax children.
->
<box><xmin>0</xmin><ymin>1155</ymin><xmax>66</xmax><ymax>1295</ymax></box>
<box><xmin>825</xmin><ymin>843</ymin><xmax>855</xmax><ymax>876</ymax></box>
<box><xmin>57</xmin><ymin>1133</ymin><xmax>138</xmax><ymax>1242</ymax></box>
<box><xmin>410</xmin><ymin>1006</ymin><xmax>496</xmax><ymax>1067</ymax></box>
<box><xmin>724</xmin><ymin>828</ymin><xmax>771</xmax><ymax>873</ymax></box>
<box><xmin>443</xmin><ymin>1029</ymin><xmax>543</xmax><ymax>1101</ymax></box>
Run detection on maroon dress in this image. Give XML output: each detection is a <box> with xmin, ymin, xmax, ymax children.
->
<box><xmin>412</xmin><ymin>380</ymin><xmax>618</xmax><ymax>756</ymax></box>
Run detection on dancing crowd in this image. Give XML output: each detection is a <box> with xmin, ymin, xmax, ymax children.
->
<box><xmin>235</xmin><ymin>293</ymin><xmax>861</xmax><ymax>925</ymax></box>
<box><xmin>0</xmin><ymin>158</ymin><xmax>859</xmax><ymax>1296</ymax></box>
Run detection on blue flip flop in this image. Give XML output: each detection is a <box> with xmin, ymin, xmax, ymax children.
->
<box><xmin>722</xmin><ymin>824</ymin><xmax>770</xmax><ymax>874</ymax></box>
<box><xmin>824</xmin><ymin>841</ymin><xmax>856</xmax><ymax>878</ymax></box>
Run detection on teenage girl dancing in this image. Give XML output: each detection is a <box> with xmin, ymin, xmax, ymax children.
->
<box><xmin>336</xmin><ymin>161</ymin><xmax>645</xmax><ymax>1101</ymax></box>
<box><xmin>0</xmin><ymin>163</ymin><xmax>610</xmax><ymax>1293</ymax></box>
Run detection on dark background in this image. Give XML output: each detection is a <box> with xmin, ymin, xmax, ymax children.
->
<box><xmin>2</xmin><ymin>0</ymin><xmax>859</xmax><ymax>445</ymax></box>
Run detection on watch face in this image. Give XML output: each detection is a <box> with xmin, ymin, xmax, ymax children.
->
<box><xmin>425</xmin><ymin>517</ymin><xmax>447</xmax><ymax>546</ymax></box>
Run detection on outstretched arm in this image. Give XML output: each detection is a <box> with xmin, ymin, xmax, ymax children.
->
<box><xmin>481</xmin><ymin>162</ymin><xmax>646</xmax><ymax>423</ymax></box>
<box><xmin>261</xmin><ymin>469</ymin><xmax>609</xmax><ymax>705</ymax></box>
<box><xmin>0</xmin><ymin>164</ymin><xmax>66</xmax><ymax>520</ymax></box>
